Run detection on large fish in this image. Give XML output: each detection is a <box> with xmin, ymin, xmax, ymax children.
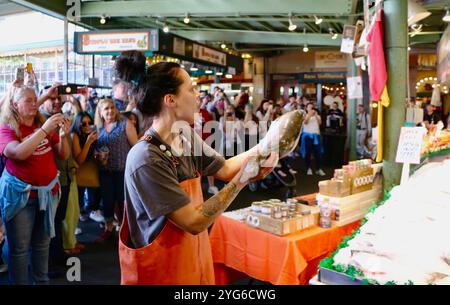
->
<box><xmin>240</xmin><ymin>109</ymin><xmax>304</xmax><ymax>183</ymax></box>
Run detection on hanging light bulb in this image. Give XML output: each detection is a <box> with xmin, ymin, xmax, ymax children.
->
<box><xmin>163</xmin><ymin>23</ymin><xmax>169</xmax><ymax>33</ymax></box>
<box><xmin>221</xmin><ymin>43</ymin><xmax>226</xmax><ymax>49</ymax></box>
<box><xmin>314</xmin><ymin>15</ymin><xmax>323</xmax><ymax>25</ymax></box>
<box><xmin>100</xmin><ymin>15</ymin><xmax>106</xmax><ymax>24</ymax></box>
<box><xmin>303</xmin><ymin>44</ymin><xmax>309</xmax><ymax>53</ymax></box>
<box><xmin>288</xmin><ymin>13</ymin><xmax>297</xmax><ymax>31</ymax></box>
<box><xmin>443</xmin><ymin>8</ymin><xmax>450</xmax><ymax>22</ymax></box>
<box><xmin>184</xmin><ymin>13</ymin><xmax>190</xmax><ymax>24</ymax></box>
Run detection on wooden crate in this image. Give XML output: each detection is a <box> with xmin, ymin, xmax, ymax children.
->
<box><xmin>246</xmin><ymin>207</ymin><xmax>319</xmax><ymax>236</ymax></box>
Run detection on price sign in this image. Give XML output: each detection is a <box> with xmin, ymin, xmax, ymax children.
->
<box><xmin>396</xmin><ymin>127</ymin><xmax>426</xmax><ymax>164</ymax></box>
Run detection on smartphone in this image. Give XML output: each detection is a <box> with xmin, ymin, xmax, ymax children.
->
<box><xmin>26</xmin><ymin>63</ymin><xmax>33</xmax><ymax>74</ymax></box>
<box><xmin>16</xmin><ymin>67</ymin><xmax>25</xmax><ymax>83</ymax></box>
<box><xmin>90</xmin><ymin>125</ymin><xmax>97</xmax><ymax>133</ymax></box>
<box><xmin>57</xmin><ymin>84</ymin><xmax>77</xmax><ymax>95</ymax></box>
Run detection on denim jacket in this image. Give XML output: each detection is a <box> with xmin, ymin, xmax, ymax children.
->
<box><xmin>0</xmin><ymin>169</ymin><xmax>60</xmax><ymax>238</ymax></box>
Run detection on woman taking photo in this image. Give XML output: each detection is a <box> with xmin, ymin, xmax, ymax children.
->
<box><xmin>115</xmin><ymin>51</ymin><xmax>277</xmax><ymax>285</ymax></box>
<box><xmin>300</xmin><ymin>102</ymin><xmax>325</xmax><ymax>176</ymax></box>
<box><xmin>0</xmin><ymin>84</ymin><xmax>70</xmax><ymax>284</ymax></box>
<box><xmin>95</xmin><ymin>98</ymin><xmax>138</xmax><ymax>242</ymax></box>
<box><xmin>71</xmin><ymin>112</ymin><xmax>103</xmax><ymax>223</ymax></box>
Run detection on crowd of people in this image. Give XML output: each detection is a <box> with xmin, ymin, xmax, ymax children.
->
<box><xmin>8</xmin><ymin>62</ymin><xmax>449</xmax><ymax>284</ymax></box>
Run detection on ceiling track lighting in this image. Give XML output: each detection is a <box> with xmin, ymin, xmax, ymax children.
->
<box><xmin>329</xmin><ymin>28</ymin><xmax>338</xmax><ymax>40</ymax></box>
<box><xmin>314</xmin><ymin>15</ymin><xmax>323</xmax><ymax>25</ymax></box>
<box><xmin>303</xmin><ymin>44</ymin><xmax>309</xmax><ymax>53</ymax></box>
<box><xmin>288</xmin><ymin>13</ymin><xmax>297</xmax><ymax>31</ymax></box>
<box><xmin>443</xmin><ymin>8</ymin><xmax>450</xmax><ymax>22</ymax></box>
<box><xmin>163</xmin><ymin>22</ymin><xmax>169</xmax><ymax>33</ymax></box>
<box><xmin>183</xmin><ymin>13</ymin><xmax>190</xmax><ymax>24</ymax></box>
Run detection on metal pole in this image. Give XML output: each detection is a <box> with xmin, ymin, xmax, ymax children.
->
<box><xmin>383</xmin><ymin>0</ymin><xmax>408</xmax><ymax>189</ymax></box>
<box><xmin>63</xmin><ymin>17</ymin><xmax>69</xmax><ymax>84</ymax></box>
<box><xmin>347</xmin><ymin>57</ymin><xmax>358</xmax><ymax>161</ymax></box>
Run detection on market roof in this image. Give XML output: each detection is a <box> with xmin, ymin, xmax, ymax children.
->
<box><xmin>7</xmin><ymin>0</ymin><xmax>450</xmax><ymax>54</ymax></box>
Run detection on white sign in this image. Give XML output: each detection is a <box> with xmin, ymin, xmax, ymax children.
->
<box><xmin>81</xmin><ymin>31</ymin><xmax>151</xmax><ymax>52</ymax></box>
<box><xmin>193</xmin><ymin>44</ymin><xmax>226</xmax><ymax>66</ymax></box>
<box><xmin>347</xmin><ymin>76</ymin><xmax>363</xmax><ymax>99</ymax></box>
<box><xmin>395</xmin><ymin>127</ymin><xmax>426</xmax><ymax>164</ymax></box>
<box><xmin>315</xmin><ymin>51</ymin><xmax>347</xmax><ymax>69</ymax></box>
<box><xmin>173</xmin><ymin>37</ymin><xmax>185</xmax><ymax>56</ymax></box>
<box><xmin>340</xmin><ymin>25</ymin><xmax>356</xmax><ymax>54</ymax></box>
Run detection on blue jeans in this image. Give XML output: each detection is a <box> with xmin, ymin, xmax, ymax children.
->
<box><xmin>78</xmin><ymin>187</ymin><xmax>101</xmax><ymax>215</ymax></box>
<box><xmin>304</xmin><ymin>136</ymin><xmax>321</xmax><ymax>170</ymax></box>
<box><xmin>5</xmin><ymin>197</ymin><xmax>51</xmax><ymax>285</ymax></box>
<box><xmin>49</xmin><ymin>185</ymin><xmax>69</xmax><ymax>265</ymax></box>
<box><xmin>99</xmin><ymin>170</ymin><xmax>124</xmax><ymax>223</ymax></box>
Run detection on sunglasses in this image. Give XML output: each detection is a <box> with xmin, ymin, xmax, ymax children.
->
<box><xmin>226</xmin><ymin>112</ymin><xmax>235</xmax><ymax>116</ymax></box>
<box><xmin>81</xmin><ymin>121</ymin><xmax>94</xmax><ymax>127</ymax></box>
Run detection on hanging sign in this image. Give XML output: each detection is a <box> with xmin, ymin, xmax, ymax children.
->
<box><xmin>315</xmin><ymin>51</ymin><xmax>347</xmax><ymax>69</ymax></box>
<box><xmin>75</xmin><ymin>30</ymin><xmax>158</xmax><ymax>54</ymax></box>
<box><xmin>347</xmin><ymin>76</ymin><xmax>363</xmax><ymax>99</ymax></box>
<box><xmin>193</xmin><ymin>44</ymin><xmax>226</xmax><ymax>66</ymax></box>
<box><xmin>173</xmin><ymin>37</ymin><xmax>186</xmax><ymax>56</ymax></box>
<box><xmin>340</xmin><ymin>25</ymin><xmax>357</xmax><ymax>54</ymax></box>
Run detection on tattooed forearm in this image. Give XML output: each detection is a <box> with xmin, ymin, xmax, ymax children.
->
<box><xmin>199</xmin><ymin>181</ymin><xmax>241</xmax><ymax>218</ymax></box>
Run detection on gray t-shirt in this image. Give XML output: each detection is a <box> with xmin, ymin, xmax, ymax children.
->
<box><xmin>124</xmin><ymin>127</ymin><xmax>225</xmax><ymax>248</ymax></box>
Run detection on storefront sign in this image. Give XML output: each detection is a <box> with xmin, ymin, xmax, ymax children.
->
<box><xmin>193</xmin><ymin>44</ymin><xmax>226</xmax><ymax>66</ymax></box>
<box><xmin>75</xmin><ymin>30</ymin><xmax>158</xmax><ymax>54</ymax></box>
<box><xmin>298</xmin><ymin>72</ymin><xmax>346</xmax><ymax>83</ymax></box>
<box><xmin>315</xmin><ymin>52</ymin><xmax>347</xmax><ymax>69</ymax></box>
<box><xmin>173</xmin><ymin>37</ymin><xmax>185</xmax><ymax>56</ymax></box>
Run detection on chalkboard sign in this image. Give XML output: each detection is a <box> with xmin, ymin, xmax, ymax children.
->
<box><xmin>395</xmin><ymin>127</ymin><xmax>426</xmax><ymax>164</ymax></box>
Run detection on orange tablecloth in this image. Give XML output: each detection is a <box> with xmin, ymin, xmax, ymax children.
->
<box><xmin>210</xmin><ymin>215</ymin><xmax>360</xmax><ymax>285</ymax></box>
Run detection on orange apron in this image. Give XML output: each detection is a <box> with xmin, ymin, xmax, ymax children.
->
<box><xmin>119</xmin><ymin>174</ymin><xmax>215</xmax><ymax>285</ymax></box>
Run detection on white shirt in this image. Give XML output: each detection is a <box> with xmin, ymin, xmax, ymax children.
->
<box><xmin>302</xmin><ymin>115</ymin><xmax>320</xmax><ymax>134</ymax></box>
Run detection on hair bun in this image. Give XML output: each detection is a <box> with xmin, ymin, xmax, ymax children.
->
<box><xmin>115</xmin><ymin>50</ymin><xmax>146</xmax><ymax>84</ymax></box>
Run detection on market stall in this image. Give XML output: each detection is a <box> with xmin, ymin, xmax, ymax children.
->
<box><xmin>209</xmin><ymin>157</ymin><xmax>383</xmax><ymax>285</ymax></box>
<box><xmin>316</xmin><ymin>134</ymin><xmax>450</xmax><ymax>285</ymax></box>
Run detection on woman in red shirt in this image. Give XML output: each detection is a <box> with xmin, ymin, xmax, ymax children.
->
<box><xmin>0</xmin><ymin>84</ymin><xmax>70</xmax><ymax>284</ymax></box>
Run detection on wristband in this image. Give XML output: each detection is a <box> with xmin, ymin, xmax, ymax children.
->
<box><xmin>40</xmin><ymin>128</ymin><xmax>48</xmax><ymax>137</ymax></box>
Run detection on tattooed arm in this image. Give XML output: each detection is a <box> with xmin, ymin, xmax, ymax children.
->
<box><xmin>168</xmin><ymin>153</ymin><xmax>277</xmax><ymax>235</ymax></box>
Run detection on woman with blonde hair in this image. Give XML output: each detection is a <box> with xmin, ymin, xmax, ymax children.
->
<box><xmin>94</xmin><ymin>98</ymin><xmax>138</xmax><ymax>242</ymax></box>
<box><xmin>0</xmin><ymin>84</ymin><xmax>70</xmax><ymax>284</ymax></box>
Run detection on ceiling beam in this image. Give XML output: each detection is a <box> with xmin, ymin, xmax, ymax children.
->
<box><xmin>81</xmin><ymin>0</ymin><xmax>354</xmax><ymax>18</ymax></box>
<box><xmin>410</xmin><ymin>34</ymin><xmax>442</xmax><ymax>45</ymax></box>
<box><xmin>172</xmin><ymin>29</ymin><xmax>342</xmax><ymax>46</ymax></box>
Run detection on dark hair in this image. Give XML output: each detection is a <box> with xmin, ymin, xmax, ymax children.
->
<box><xmin>289</xmin><ymin>94</ymin><xmax>297</xmax><ymax>99</ymax></box>
<box><xmin>123</xmin><ymin>111</ymin><xmax>140</xmax><ymax>134</ymax></box>
<box><xmin>71</xmin><ymin>111</ymin><xmax>93</xmax><ymax>135</ymax></box>
<box><xmin>115</xmin><ymin>50</ymin><xmax>183</xmax><ymax>117</ymax></box>
<box><xmin>257</xmin><ymin>99</ymin><xmax>270</xmax><ymax>115</ymax></box>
